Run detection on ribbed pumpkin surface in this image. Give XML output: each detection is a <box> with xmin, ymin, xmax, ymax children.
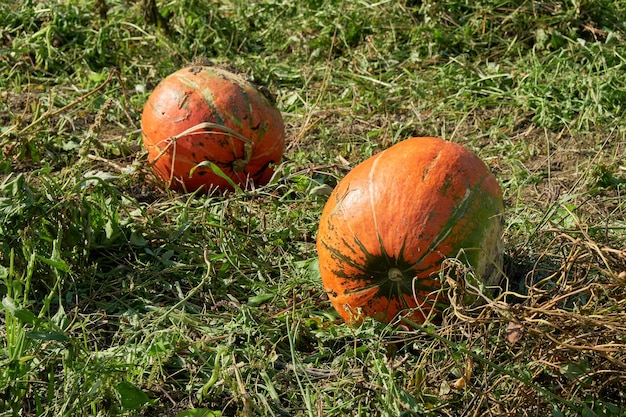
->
<box><xmin>141</xmin><ymin>65</ymin><xmax>285</xmax><ymax>192</ymax></box>
<box><xmin>316</xmin><ymin>137</ymin><xmax>504</xmax><ymax>325</ymax></box>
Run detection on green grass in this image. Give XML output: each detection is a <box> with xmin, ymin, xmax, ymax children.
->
<box><xmin>1</xmin><ymin>0</ymin><xmax>625</xmax><ymax>416</ymax></box>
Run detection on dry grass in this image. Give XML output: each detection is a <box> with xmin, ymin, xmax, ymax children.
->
<box><xmin>393</xmin><ymin>228</ymin><xmax>626</xmax><ymax>416</ymax></box>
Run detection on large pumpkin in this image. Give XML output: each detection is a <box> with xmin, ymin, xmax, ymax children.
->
<box><xmin>141</xmin><ymin>65</ymin><xmax>285</xmax><ymax>192</ymax></box>
<box><xmin>316</xmin><ymin>137</ymin><xmax>504</xmax><ymax>325</ymax></box>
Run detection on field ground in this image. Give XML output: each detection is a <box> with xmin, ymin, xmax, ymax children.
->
<box><xmin>1</xmin><ymin>1</ymin><xmax>625</xmax><ymax>416</ymax></box>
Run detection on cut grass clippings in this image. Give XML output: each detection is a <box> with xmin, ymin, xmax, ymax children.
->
<box><xmin>1</xmin><ymin>0</ymin><xmax>625</xmax><ymax>416</ymax></box>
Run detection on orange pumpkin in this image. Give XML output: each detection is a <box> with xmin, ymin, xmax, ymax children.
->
<box><xmin>141</xmin><ymin>65</ymin><xmax>285</xmax><ymax>192</ymax></box>
<box><xmin>316</xmin><ymin>137</ymin><xmax>504</xmax><ymax>325</ymax></box>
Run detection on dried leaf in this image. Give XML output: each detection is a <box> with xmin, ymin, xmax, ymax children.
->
<box><xmin>451</xmin><ymin>376</ymin><xmax>467</xmax><ymax>390</ymax></box>
<box><xmin>506</xmin><ymin>320</ymin><xmax>523</xmax><ymax>345</ymax></box>
<box><xmin>451</xmin><ymin>357</ymin><xmax>473</xmax><ymax>390</ymax></box>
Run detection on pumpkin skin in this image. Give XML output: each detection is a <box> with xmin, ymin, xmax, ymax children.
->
<box><xmin>141</xmin><ymin>65</ymin><xmax>285</xmax><ymax>192</ymax></box>
<box><xmin>316</xmin><ymin>137</ymin><xmax>504</xmax><ymax>325</ymax></box>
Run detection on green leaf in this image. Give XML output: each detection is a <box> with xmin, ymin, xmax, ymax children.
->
<box><xmin>175</xmin><ymin>409</ymin><xmax>222</xmax><ymax>417</ymax></box>
<box><xmin>247</xmin><ymin>293</ymin><xmax>274</xmax><ymax>306</ymax></box>
<box><xmin>190</xmin><ymin>161</ymin><xmax>243</xmax><ymax>193</ymax></box>
<box><xmin>51</xmin><ymin>304</ymin><xmax>70</xmax><ymax>330</ymax></box>
<box><xmin>130</xmin><ymin>231</ymin><xmax>147</xmax><ymax>247</ymax></box>
<box><xmin>105</xmin><ymin>219</ymin><xmax>115</xmax><ymax>239</ymax></box>
<box><xmin>115</xmin><ymin>382</ymin><xmax>151</xmax><ymax>410</ymax></box>
<box><xmin>309</xmin><ymin>183</ymin><xmax>333</xmax><ymax>196</ymax></box>
<box><xmin>26</xmin><ymin>331</ymin><xmax>68</xmax><ymax>342</ymax></box>
<box><xmin>2</xmin><ymin>296</ymin><xmax>38</xmax><ymax>325</ymax></box>
<box><xmin>36</xmin><ymin>255</ymin><xmax>70</xmax><ymax>273</ymax></box>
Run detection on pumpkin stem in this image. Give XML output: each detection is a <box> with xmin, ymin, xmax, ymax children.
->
<box><xmin>388</xmin><ymin>268</ymin><xmax>404</xmax><ymax>282</ymax></box>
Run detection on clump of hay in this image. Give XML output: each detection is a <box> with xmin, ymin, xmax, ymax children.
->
<box><xmin>400</xmin><ymin>228</ymin><xmax>625</xmax><ymax>415</ymax></box>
